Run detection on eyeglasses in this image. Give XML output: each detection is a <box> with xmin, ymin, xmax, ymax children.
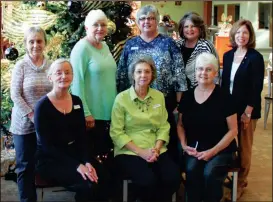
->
<box><xmin>92</xmin><ymin>23</ymin><xmax>107</xmax><ymax>28</ymax></box>
<box><xmin>54</xmin><ymin>71</ymin><xmax>73</xmax><ymax>77</ymax></box>
<box><xmin>183</xmin><ymin>24</ymin><xmax>198</xmax><ymax>29</ymax></box>
<box><xmin>196</xmin><ymin>66</ymin><xmax>214</xmax><ymax>73</ymax></box>
<box><xmin>139</xmin><ymin>17</ymin><xmax>156</xmax><ymax>22</ymax></box>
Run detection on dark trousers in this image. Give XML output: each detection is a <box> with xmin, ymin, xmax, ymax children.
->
<box><xmin>13</xmin><ymin>133</ymin><xmax>37</xmax><ymax>202</ymax></box>
<box><xmin>116</xmin><ymin>152</ymin><xmax>181</xmax><ymax>202</ymax></box>
<box><xmin>185</xmin><ymin>153</ymin><xmax>232</xmax><ymax>202</ymax></box>
<box><xmin>165</xmin><ymin>93</ymin><xmax>180</xmax><ymax>163</ymax></box>
<box><xmin>36</xmin><ymin>158</ymin><xmax>110</xmax><ymax>201</ymax></box>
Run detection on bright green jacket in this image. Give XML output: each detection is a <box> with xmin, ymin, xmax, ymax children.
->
<box><xmin>110</xmin><ymin>86</ymin><xmax>170</xmax><ymax>156</ymax></box>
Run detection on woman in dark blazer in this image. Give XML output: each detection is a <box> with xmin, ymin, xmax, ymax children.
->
<box><xmin>221</xmin><ymin>19</ymin><xmax>264</xmax><ymax>200</ymax></box>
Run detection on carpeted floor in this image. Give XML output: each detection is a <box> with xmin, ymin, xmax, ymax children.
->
<box><xmin>1</xmin><ymin>81</ymin><xmax>272</xmax><ymax>202</ymax></box>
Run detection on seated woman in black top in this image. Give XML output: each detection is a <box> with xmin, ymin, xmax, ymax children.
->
<box><xmin>177</xmin><ymin>53</ymin><xmax>238</xmax><ymax>202</ymax></box>
<box><xmin>34</xmin><ymin>59</ymin><xmax>109</xmax><ymax>202</ymax></box>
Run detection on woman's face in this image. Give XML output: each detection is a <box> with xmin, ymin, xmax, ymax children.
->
<box><xmin>183</xmin><ymin>19</ymin><xmax>200</xmax><ymax>41</ymax></box>
<box><xmin>235</xmin><ymin>25</ymin><xmax>250</xmax><ymax>48</ymax></box>
<box><xmin>133</xmin><ymin>62</ymin><xmax>153</xmax><ymax>89</ymax></box>
<box><xmin>138</xmin><ymin>13</ymin><xmax>157</xmax><ymax>35</ymax></box>
<box><xmin>50</xmin><ymin>62</ymin><xmax>73</xmax><ymax>90</ymax></box>
<box><xmin>86</xmin><ymin>19</ymin><xmax>108</xmax><ymax>42</ymax></box>
<box><xmin>195</xmin><ymin>63</ymin><xmax>217</xmax><ymax>85</ymax></box>
<box><xmin>25</xmin><ymin>32</ymin><xmax>46</xmax><ymax>58</ymax></box>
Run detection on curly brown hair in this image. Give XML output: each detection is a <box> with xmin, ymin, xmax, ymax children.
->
<box><xmin>178</xmin><ymin>12</ymin><xmax>207</xmax><ymax>39</ymax></box>
<box><xmin>229</xmin><ymin>19</ymin><xmax>256</xmax><ymax>49</ymax></box>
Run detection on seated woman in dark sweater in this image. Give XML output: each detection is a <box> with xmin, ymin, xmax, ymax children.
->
<box><xmin>177</xmin><ymin>53</ymin><xmax>238</xmax><ymax>202</ymax></box>
<box><xmin>34</xmin><ymin>59</ymin><xmax>109</xmax><ymax>202</ymax></box>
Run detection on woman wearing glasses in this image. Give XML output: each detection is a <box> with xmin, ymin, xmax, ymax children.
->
<box><xmin>117</xmin><ymin>4</ymin><xmax>187</xmax><ymax>163</ymax></box>
<box><xmin>70</xmin><ymin>10</ymin><xmax>117</xmax><ymax>162</ymax></box>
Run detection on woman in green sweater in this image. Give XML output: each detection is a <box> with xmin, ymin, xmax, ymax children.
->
<box><xmin>70</xmin><ymin>9</ymin><xmax>117</xmax><ymax>161</ymax></box>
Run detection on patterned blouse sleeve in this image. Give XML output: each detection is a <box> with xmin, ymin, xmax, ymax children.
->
<box><xmin>117</xmin><ymin>42</ymin><xmax>130</xmax><ymax>93</ymax></box>
<box><xmin>169</xmin><ymin>38</ymin><xmax>188</xmax><ymax>92</ymax></box>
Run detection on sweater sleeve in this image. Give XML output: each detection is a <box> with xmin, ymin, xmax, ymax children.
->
<box><xmin>110</xmin><ymin>94</ymin><xmax>132</xmax><ymax>149</ymax></box>
<box><xmin>10</xmin><ymin>61</ymin><xmax>32</xmax><ymax>117</ymax></box>
<box><xmin>34</xmin><ymin>98</ymin><xmax>81</xmax><ymax>168</ymax></box>
<box><xmin>70</xmin><ymin>42</ymin><xmax>92</xmax><ymax>117</ymax></box>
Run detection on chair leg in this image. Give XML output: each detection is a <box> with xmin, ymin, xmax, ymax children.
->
<box><xmin>232</xmin><ymin>171</ymin><xmax>238</xmax><ymax>202</ymax></box>
<box><xmin>123</xmin><ymin>180</ymin><xmax>128</xmax><ymax>202</ymax></box>
<box><xmin>172</xmin><ymin>192</ymin><xmax>176</xmax><ymax>202</ymax></box>
<box><xmin>264</xmin><ymin>100</ymin><xmax>271</xmax><ymax>129</ymax></box>
<box><xmin>36</xmin><ymin>188</ymin><xmax>44</xmax><ymax>202</ymax></box>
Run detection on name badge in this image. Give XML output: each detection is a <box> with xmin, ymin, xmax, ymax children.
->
<box><xmin>74</xmin><ymin>105</ymin><xmax>81</xmax><ymax>109</ymax></box>
<box><xmin>153</xmin><ymin>104</ymin><xmax>161</xmax><ymax>109</ymax></box>
<box><xmin>131</xmin><ymin>47</ymin><xmax>139</xmax><ymax>50</ymax></box>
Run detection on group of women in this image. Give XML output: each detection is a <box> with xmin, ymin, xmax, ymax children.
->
<box><xmin>10</xmin><ymin>4</ymin><xmax>264</xmax><ymax>202</ymax></box>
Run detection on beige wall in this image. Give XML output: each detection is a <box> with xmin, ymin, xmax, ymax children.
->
<box><xmin>141</xmin><ymin>1</ymin><xmax>204</xmax><ymax>23</ymax></box>
<box><xmin>212</xmin><ymin>1</ymin><xmax>271</xmax><ymax>60</ymax></box>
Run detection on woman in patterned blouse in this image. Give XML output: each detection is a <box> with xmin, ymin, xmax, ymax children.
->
<box><xmin>117</xmin><ymin>4</ymin><xmax>187</xmax><ymax>163</ymax></box>
<box><xmin>176</xmin><ymin>12</ymin><xmax>219</xmax><ymax>89</ymax></box>
<box><xmin>10</xmin><ymin>26</ymin><xmax>52</xmax><ymax>202</ymax></box>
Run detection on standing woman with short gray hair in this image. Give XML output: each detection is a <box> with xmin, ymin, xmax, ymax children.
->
<box><xmin>10</xmin><ymin>26</ymin><xmax>52</xmax><ymax>202</ymax></box>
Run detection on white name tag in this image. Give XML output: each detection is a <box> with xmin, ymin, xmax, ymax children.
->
<box><xmin>131</xmin><ymin>47</ymin><xmax>139</xmax><ymax>50</ymax></box>
<box><xmin>74</xmin><ymin>105</ymin><xmax>81</xmax><ymax>109</ymax></box>
<box><xmin>153</xmin><ymin>104</ymin><xmax>161</xmax><ymax>109</ymax></box>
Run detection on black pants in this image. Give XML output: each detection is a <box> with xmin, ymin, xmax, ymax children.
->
<box><xmin>165</xmin><ymin>93</ymin><xmax>180</xmax><ymax>163</ymax></box>
<box><xmin>115</xmin><ymin>152</ymin><xmax>181</xmax><ymax>202</ymax></box>
<box><xmin>36</xmin><ymin>158</ymin><xmax>110</xmax><ymax>202</ymax></box>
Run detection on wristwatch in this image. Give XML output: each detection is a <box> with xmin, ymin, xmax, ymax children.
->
<box><xmin>244</xmin><ymin>112</ymin><xmax>251</xmax><ymax>118</ymax></box>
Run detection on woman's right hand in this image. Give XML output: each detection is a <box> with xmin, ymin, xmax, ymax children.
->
<box><xmin>182</xmin><ymin>145</ymin><xmax>198</xmax><ymax>157</ymax></box>
<box><xmin>77</xmin><ymin>164</ymin><xmax>98</xmax><ymax>183</ymax></box>
<box><xmin>138</xmin><ymin>148</ymin><xmax>156</xmax><ymax>162</ymax></box>
<box><xmin>85</xmin><ymin>116</ymin><xmax>95</xmax><ymax>129</ymax></box>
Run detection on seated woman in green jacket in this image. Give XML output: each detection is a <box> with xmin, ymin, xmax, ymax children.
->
<box><xmin>110</xmin><ymin>56</ymin><xmax>181</xmax><ymax>202</ymax></box>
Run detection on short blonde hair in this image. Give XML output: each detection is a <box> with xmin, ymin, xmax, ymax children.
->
<box><xmin>47</xmin><ymin>58</ymin><xmax>72</xmax><ymax>77</ymax></box>
<box><xmin>24</xmin><ymin>26</ymin><xmax>47</xmax><ymax>46</ymax></box>
<box><xmin>195</xmin><ymin>53</ymin><xmax>219</xmax><ymax>72</ymax></box>
<box><xmin>84</xmin><ymin>9</ymin><xmax>108</xmax><ymax>29</ymax></box>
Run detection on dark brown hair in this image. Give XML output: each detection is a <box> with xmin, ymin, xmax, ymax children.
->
<box><xmin>178</xmin><ymin>12</ymin><xmax>207</xmax><ymax>39</ymax></box>
<box><xmin>229</xmin><ymin>19</ymin><xmax>256</xmax><ymax>48</ymax></box>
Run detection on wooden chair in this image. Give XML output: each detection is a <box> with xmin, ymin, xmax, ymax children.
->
<box><xmin>264</xmin><ymin>70</ymin><xmax>273</xmax><ymax>129</ymax></box>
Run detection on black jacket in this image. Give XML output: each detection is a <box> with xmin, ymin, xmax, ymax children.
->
<box><xmin>221</xmin><ymin>48</ymin><xmax>264</xmax><ymax>119</ymax></box>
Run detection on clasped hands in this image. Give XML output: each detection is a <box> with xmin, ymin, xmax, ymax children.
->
<box><xmin>77</xmin><ymin>163</ymin><xmax>98</xmax><ymax>183</ymax></box>
<box><xmin>183</xmin><ymin>145</ymin><xmax>216</xmax><ymax>161</ymax></box>
<box><xmin>139</xmin><ymin>148</ymin><xmax>160</xmax><ymax>163</ymax></box>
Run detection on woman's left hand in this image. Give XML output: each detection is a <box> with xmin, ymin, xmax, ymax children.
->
<box><xmin>241</xmin><ymin>113</ymin><xmax>251</xmax><ymax>130</ymax></box>
<box><xmin>195</xmin><ymin>148</ymin><xmax>217</xmax><ymax>161</ymax></box>
<box><xmin>85</xmin><ymin>163</ymin><xmax>98</xmax><ymax>183</ymax></box>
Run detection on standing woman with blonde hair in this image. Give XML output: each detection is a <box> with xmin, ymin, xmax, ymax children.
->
<box><xmin>221</xmin><ymin>19</ymin><xmax>264</xmax><ymax>200</ymax></box>
<box><xmin>70</xmin><ymin>9</ymin><xmax>117</xmax><ymax>160</ymax></box>
<box><xmin>10</xmin><ymin>26</ymin><xmax>52</xmax><ymax>202</ymax></box>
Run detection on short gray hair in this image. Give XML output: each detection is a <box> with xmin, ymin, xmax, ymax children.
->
<box><xmin>24</xmin><ymin>26</ymin><xmax>47</xmax><ymax>45</ymax></box>
<box><xmin>128</xmin><ymin>55</ymin><xmax>157</xmax><ymax>86</ymax></box>
<box><xmin>47</xmin><ymin>58</ymin><xmax>72</xmax><ymax>77</ymax></box>
<box><xmin>136</xmin><ymin>5</ymin><xmax>160</xmax><ymax>24</ymax></box>
<box><xmin>195</xmin><ymin>53</ymin><xmax>219</xmax><ymax>72</ymax></box>
<box><xmin>84</xmin><ymin>9</ymin><xmax>108</xmax><ymax>29</ymax></box>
